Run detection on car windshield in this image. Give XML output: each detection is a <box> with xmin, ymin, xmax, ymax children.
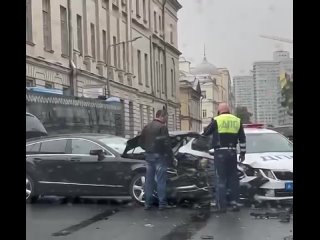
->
<box><xmin>245</xmin><ymin>133</ymin><xmax>293</xmax><ymax>153</ymax></box>
<box><xmin>98</xmin><ymin>136</ymin><xmax>128</xmax><ymax>154</ymax></box>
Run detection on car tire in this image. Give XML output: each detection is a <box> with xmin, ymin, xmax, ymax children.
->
<box><xmin>26</xmin><ymin>175</ymin><xmax>38</xmax><ymax>203</ymax></box>
<box><xmin>130</xmin><ymin>173</ymin><xmax>146</xmax><ymax>206</ymax></box>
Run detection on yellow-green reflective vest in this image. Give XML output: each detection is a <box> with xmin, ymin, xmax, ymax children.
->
<box><xmin>214</xmin><ymin>114</ymin><xmax>241</xmax><ymax>134</ymax></box>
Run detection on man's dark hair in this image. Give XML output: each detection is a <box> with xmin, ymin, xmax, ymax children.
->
<box><xmin>156</xmin><ymin>109</ymin><xmax>167</xmax><ymax>118</ymax></box>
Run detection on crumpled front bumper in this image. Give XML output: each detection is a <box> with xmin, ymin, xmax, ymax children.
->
<box><xmin>166</xmin><ymin>168</ymin><xmax>211</xmax><ymax>200</ymax></box>
<box><xmin>241</xmin><ymin>176</ymin><xmax>293</xmax><ymax>202</ymax></box>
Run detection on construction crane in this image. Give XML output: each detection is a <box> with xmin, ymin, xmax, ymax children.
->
<box><xmin>260</xmin><ymin>35</ymin><xmax>293</xmax><ymax>44</ymax></box>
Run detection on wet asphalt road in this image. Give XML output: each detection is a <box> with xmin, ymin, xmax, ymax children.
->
<box><xmin>27</xmin><ymin>197</ymin><xmax>293</xmax><ymax>240</ymax></box>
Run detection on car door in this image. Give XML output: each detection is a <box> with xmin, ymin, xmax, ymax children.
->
<box><xmin>26</xmin><ymin>139</ymin><xmax>71</xmax><ymax>195</ymax></box>
<box><xmin>66</xmin><ymin>138</ymin><xmax>124</xmax><ymax>196</ymax></box>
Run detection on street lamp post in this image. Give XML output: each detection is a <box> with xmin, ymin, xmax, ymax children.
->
<box><xmin>105</xmin><ymin>36</ymin><xmax>142</xmax><ymax>97</ymax></box>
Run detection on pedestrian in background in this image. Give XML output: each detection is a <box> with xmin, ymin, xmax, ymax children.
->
<box><xmin>139</xmin><ymin>109</ymin><xmax>174</xmax><ymax>210</ymax></box>
<box><xmin>203</xmin><ymin>103</ymin><xmax>246</xmax><ymax>213</ymax></box>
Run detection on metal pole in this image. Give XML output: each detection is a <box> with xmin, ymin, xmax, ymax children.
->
<box><xmin>162</xmin><ymin>0</ymin><xmax>168</xmax><ymax>124</ymax></box>
<box><xmin>106</xmin><ymin>44</ymin><xmax>111</xmax><ymax>97</ymax></box>
<box><xmin>67</xmin><ymin>0</ymin><xmax>76</xmax><ymax>96</ymax></box>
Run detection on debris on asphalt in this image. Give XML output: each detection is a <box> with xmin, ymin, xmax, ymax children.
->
<box><xmin>250</xmin><ymin>209</ymin><xmax>291</xmax><ymax>222</ymax></box>
<box><xmin>144</xmin><ymin>224</ymin><xmax>154</xmax><ymax>228</ymax></box>
<box><xmin>201</xmin><ymin>235</ymin><xmax>214</xmax><ymax>239</ymax></box>
<box><xmin>279</xmin><ymin>213</ymin><xmax>291</xmax><ymax>223</ymax></box>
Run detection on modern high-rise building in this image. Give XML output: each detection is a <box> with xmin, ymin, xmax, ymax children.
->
<box><xmin>253</xmin><ymin>61</ymin><xmax>280</xmax><ymax>126</ymax></box>
<box><xmin>234</xmin><ymin>51</ymin><xmax>292</xmax><ymax>126</ymax></box>
<box><xmin>233</xmin><ymin>75</ymin><xmax>254</xmax><ymax>118</ymax></box>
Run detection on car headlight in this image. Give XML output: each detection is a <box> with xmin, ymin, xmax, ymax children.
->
<box><xmin>261</xmin><ymin>169</ymin><xmax>276</xmax><ymax>180</ymax></box>
<box><xmin>238</xmin><ymin>163</ymin><xmax>257</xmax><ymax>177</ymax></box>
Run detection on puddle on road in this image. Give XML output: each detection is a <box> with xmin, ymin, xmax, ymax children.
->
<box><xmin>52</xmin><ymin>208</ymin><xmax>119</xmax><ymax>236</ymax></box>
<box><xmin>160</xmin><ymin>209</ymin><xmax>211</xmax><ymax>240</ymax></box>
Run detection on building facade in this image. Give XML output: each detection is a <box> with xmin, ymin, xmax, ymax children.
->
<box><xmin>253</xmin><ymin>61</ymin><xmax>280</xmax><ymax>126</ymax></box>
<box><xmin>217</xmin><ymin>68</ymin><xmax>232</xmax><ymax>110</ymax></box>
<box><xmin>233</xmin><ymin>75</ymin><xmax>254</xmax><ymax>118</ymax></box>
<box><xmin>179</xmin><ymin>57</ymin><xmax>202</xmax><ymax>132</ymax></box>
<box><xmin>26</xmin><ymin>0</ymin><xmax>182</xmax><ymax>137</ymax></box>
<box><xmin>252</xmin><ymin>51</ymin><xmax>293</xmax><ymax>126</ymax></box>
<box><xmin>190</xmin><ymin>54</ymin><xmax>232</xmax><ymax>131</ymax></box>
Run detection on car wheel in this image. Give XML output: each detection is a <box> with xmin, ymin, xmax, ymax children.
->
<box><xmin>130</xmin><ymin>173</ymin><xmax>146</xmax><ymax>205</ymax></box>
<box><xmin>26</xmin><ymin>175</ymin><xmax>38</xmax><ymax>203</ymax></box>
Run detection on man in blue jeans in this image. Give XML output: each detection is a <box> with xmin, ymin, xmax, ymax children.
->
<box><xmin>139</xmin><ymin>109</ymin><xmax>174</xmax><ymax>210</ymax></box>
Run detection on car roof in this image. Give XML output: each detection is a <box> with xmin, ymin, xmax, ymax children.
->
<box><xmin>26</xmin><ymin>133</ymin><xmax>121</xmax><ymax>143</ymax></box>
<box><xmin>244</xmin><ymin>128</ymin><xmax>278</xmax><ymax>134</ymax></box>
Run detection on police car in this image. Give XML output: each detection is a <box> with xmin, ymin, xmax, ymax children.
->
<box><xmin>178</xmin><ymin>124</ymin><xmax>293</xmax><ymax>203</ymax></box>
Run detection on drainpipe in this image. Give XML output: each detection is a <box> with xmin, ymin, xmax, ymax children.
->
<box><xmin>162</xmin><ymin>0</ymin><xmax>168</xmax><ymax>122</ymax></box>
<box><xmin>68</xmin><ymin>0</ymin><xmax>77</xmax><ymax>96</ymax></box>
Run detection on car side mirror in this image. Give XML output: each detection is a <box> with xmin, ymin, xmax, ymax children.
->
<box><xmin>90</xmin><ymin>149</ymin><xmax>105</xmax><ymax>161</ymax></box>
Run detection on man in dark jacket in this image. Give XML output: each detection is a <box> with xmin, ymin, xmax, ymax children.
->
<box><xmin>139</xmin><ymin>109</ymin><xmax>174</xmax><ymax>210</ymax></box>
<box><xmin>203</xmin><ymin>103</ymin><xmax>246</xmax><ymax>213</ymax></box>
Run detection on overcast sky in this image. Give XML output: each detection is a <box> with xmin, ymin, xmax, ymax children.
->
<box><xmin>178</xmin><ymin>0</ymin><xmax>293</xmax><ymax>77</ymax></box>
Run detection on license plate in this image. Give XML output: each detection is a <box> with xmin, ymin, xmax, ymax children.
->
<box><xmin>285</xmin><ymin>182</ymin><xmax>293</xmax><ymax>191</ymax></box>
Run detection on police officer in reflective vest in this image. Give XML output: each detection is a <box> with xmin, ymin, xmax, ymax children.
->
<box><xmin>203</xmin><ymin>103</ymin><xmax>246</xmax><ymax>212</ymax></box>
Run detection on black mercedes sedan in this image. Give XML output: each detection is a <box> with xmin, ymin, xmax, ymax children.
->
<box><xmin>26</xmin><ymin>132</ymin><xmax>211</xmax><ymax>204</ymax></box>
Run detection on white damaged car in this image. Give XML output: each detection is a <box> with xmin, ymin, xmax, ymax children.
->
<box><xmin>178</xmin><ymin>125</ymin><xmax>293</xmax><ymax>203</ymax></box>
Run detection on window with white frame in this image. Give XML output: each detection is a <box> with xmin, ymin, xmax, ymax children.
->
<box><xmin>153</xmin><ymin>11</ymin><xmax>157</xmax><ymax>33</ymax></box>
<box><xmin>142</xmin><ymin>0</ymin><xmax>146</xmax><ymax>21</ymax></box>
<box><xmin>137</xmin><ymin>50</ymin><xmax>142</xmax><ymax>84</ymax></box>
<box><xmin>77</xmin><ymin>15</ymin><xmax>83</xmax><ymax>54</ymax></box>
<box><xmin>60</xmin><ymin>6</ymin><xmax>68</xmax><ymax>56</ymax></box>
<box><xmin>136</xmin><ymin>0</ymin><xmax>140</xmax><ymax>17</ymax></box>
<box><xmin>144</xmin><ymin>53</ymin><xmax>149</xmax><ymax>87</ymax></box>
<box><xmin>90</xmin><ymin>23</ymin><xmax>96</xmax><ymax>60</ymax></box>
<box><xmin>202</xmin><ymin>109</ymin><xmax>207</xmax><ymax>118</ymax></box>
<box><xmin>26</xmin><ymin>0</ymin><xmax>33</xmax><ymax>42</ymax></box>
<box><xmin>102</xmin><ymin>30</ymin><xmax>107</xmax><ymax>62</ymax></box>
<box><xmin>42</xmin><ymin>0</ymin><xmax>52</xmax><ymax>50</ymax></box>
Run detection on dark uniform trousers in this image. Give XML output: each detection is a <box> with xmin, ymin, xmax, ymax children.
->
<box><xmin>214</xmin><ymin>149</ymin><xmax>239</xmax><ymax>209</ymax></box>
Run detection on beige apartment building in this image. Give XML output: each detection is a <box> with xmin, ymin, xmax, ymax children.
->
<box><xmin>26</xmin><ymin>0</ymin><xmax>182</xmax><ymax>137</ymax></box>
<box><xmin>179</xmin><ymin>57</ymin><xmax>202</xmax><ymax>132</ymax></box>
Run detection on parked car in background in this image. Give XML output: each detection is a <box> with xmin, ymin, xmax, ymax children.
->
<box><xmin>26</xmin><ymin>132</ymin><xmax>212</xmax><ymax>204</ymax></box>
<box><xmin>26</xmin><ymin>112</ymin><xmax>47</xmax><ymax>139</ymax></box>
